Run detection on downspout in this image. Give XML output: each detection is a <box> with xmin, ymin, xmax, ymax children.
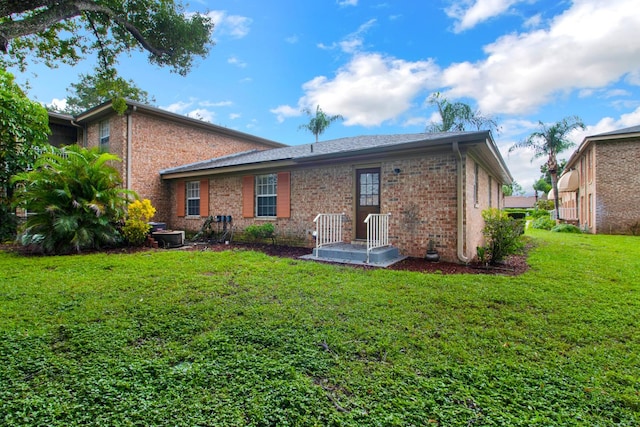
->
<box><xmin>126</xmin><ymin>106</ymin><xmax>136</xmax><ymax>190</ymax></box>
<box><xmin>453</xmin><ymin>142</ymin><xmax>469</xmax><ymax>263</ymax></box>
<box><xmin>70</xmin><ymin>120</ymin><xmax>86</xmax><ymax>147</ymax></box>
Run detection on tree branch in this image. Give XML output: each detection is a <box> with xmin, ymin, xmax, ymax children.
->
<box><xmin>0</xmin><ymin>0</ymin><xmax>169</xmax><ymax>59</ymax></box>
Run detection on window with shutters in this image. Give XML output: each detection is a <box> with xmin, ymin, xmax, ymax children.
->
<box><xmin>186</xmin><ymin>181</ymin><xmax>200</xmax><ymax>216</ymax></box>
<box><xmin>256</xmin><ymin>174</ymin><xmax>277</xmax><ymax>217</ymax></box>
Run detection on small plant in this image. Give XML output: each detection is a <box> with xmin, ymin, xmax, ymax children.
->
<box><xmin>481</xmin><ymin>208</ymin><xmax>524</xmax><ymax>264</ymax></box>
<box><xmin>551</xmin><ymin>224</ymin><xmax>582</xmax><ymax>233</ymax></box>
<box><xmin>245</xmin><ymin>222</ymin><xmax>275</xmax><ymax>243</ymax></box>
<box><xmin>476</xmin><ymin>246</ymin><xmax>488</xmax><ymax>266</ymax></box>
<box><xmin>122</xmin><ymin>199</ymin><xmax>156</xmax><ymax>246</ymax></box>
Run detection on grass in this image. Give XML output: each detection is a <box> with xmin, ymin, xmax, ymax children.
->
<box><xmin>0</xmin><ymin>230</ymin><xmax>638</xmax><ymax>426</ymax></box>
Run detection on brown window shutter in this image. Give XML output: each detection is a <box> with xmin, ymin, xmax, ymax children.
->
<box><xmin>200</xmin><ymin>179</ymin><xmax>209</xmax><ymax>216</ymax></box>
<box><xmin>276</xmin><ymin>171</ymin><xmax>290</xmax><ymax>218</ymax></box>
<box><xmin>176</xmin><ymin>181</ymin><xmax>185</xmax><ymax>217</ymax></box>
<box><xmin>242</xmin><ymin>176</ymin><xmax>254</xmax><ymax>218</ymax></box>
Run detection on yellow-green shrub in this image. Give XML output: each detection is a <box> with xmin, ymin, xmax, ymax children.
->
<box><xmin>122</xmin><ymin>199</ymin><xmax>156</xmax><ymax>246</ymax></box>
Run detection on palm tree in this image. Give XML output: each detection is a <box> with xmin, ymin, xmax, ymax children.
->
<box><xmin>426</xmin><ymin>92</ymin><xmax>498</xmax><ymax>133</ymax></box>
<box><xmin>509</xmin><ymin>116</ymin><xmax>585</xmax><ymax>220</ymax></box>
<box><xmin>11</xmin><ymin>145</ymin><xmax>135</xmax><ymax>254</ymax></box>
<box><xmin>298</xmin><ymin>105</ymin><xmax>343</xmax><ymax>142</ymax></box>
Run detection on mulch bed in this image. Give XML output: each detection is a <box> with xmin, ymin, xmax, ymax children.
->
<box><xmin>1</xmin><ymin>241</ymin><xmax>530</xmax><ymax>276</ymax></box>
<box><xmin>181</xmin><ymin>242</ymin><xmax>530</xmax><ymax>276</ymax></box>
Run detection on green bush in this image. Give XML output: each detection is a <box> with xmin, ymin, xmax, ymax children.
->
<box><xmin>530</xmin><ymin>208</ymin><xmax>551</xmax><ymax>219</ymax></box>
<box><xmin>11</xmin><ymin>145</ymin><xmax>134</xmax><ymax>254</ymax></box>
<box><xmin>536</xmin><ymin>199</ymin><xmax>554</xmax><ymax>211</ymax></box>
<box><xmin>551</xmin><ymin>224</ymin><xmax>582</xmax><ymax>233</ymax></box>
<box><xmin>531</xmin><ymin>216</ymin><xmax>556</xmax><ymax>230</ymax></box>
<box><xmin>245</xmin><ymin>222</ymin><xmax>275</xmax><ymax>241</ymax></box>
<box><xmin>481</xmin><ymin>208</ymin><xmax>524</xmax><ymax>264</ymax></box>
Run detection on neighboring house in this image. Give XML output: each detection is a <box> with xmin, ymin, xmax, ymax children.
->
<box><xmin>504</xmin><ymin>196</ymin><xmax>537</xmax><ymax>209</ymax></box>
<box><xmin>48</xmin><ymin>111</ymin><xmax>83</xmax><ymax>147</ymax></box>
<box><xmin>554</xmin><ymin>125</ymin><xmax>640</xmax><ymax>234</ymax></box>
<box><xmin>49</xmin><ymin>100</ymin><xmax>285</xmax><ymax>222</ymax></box>
<box><xmin>160</xmin><ymin>131</ymin><xmax>513</xmax><ymax>262</ymax></box>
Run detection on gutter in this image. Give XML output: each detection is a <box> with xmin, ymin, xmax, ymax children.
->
<box><xmin>453</xmin><ymin>141</ymin><xmax>469</xmax><ymax>263</ymax></box>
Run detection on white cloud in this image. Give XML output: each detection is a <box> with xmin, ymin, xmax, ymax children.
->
<box><xmin>227</xmin><ymin>56</ymin><xmax>247</xmax><ymax>68</ymax></box>
<box><xmin>442</xmin><ymin>0</ymin><xmax>640</xmax><ymax>116</ymax></box>
<box><xmin>270</xmin><ymin>105</ymin><xmax>301</xmax><ymax>123</ymax></box>
<box><xmin>200</xmin><ymin>100</ymin><xmax>233</xmax><ymax>107</ymax></box>
<box><xmin>207</xmin><ymin>11</ymin><xmax>252</xmax><ymax>39</ymax></box>
<box><xmin>446</xmin><ymin>0</ymin><xmax>523</xmax><ymax>33</ymax></box>
<box><xmin>574</xmin><ymin>105</ymin><xmax>640</xmax><ymax>140</ymax></box>
<box><xmin>163</xmin><ymin>100</ymin><xmax>193</xmax><ymax>113</ymax></box>
<box><xmin>229</xmin><ymin>113</ymin><xmax>241</xmax><ymax>120</ymax></box>
<box><xmin>285</xmin><ymin>35</ymin><xmax>299</xmax><ymax>44</ymax></box>
<box><xmin>187</xmin><ymin>108</ymin><xmax>215</xmax><ymax>123</ymax></box>
<box><xmin>337</xmin><ymin>0</ymin><xmax>358</xmax><ymax>6</ymax></box>
<box><xmin>298</xmin><ymin>53</ymin><xmax>440</xmax><ymax>127</ymax></box>
<box><xmin>47</xmin><ymin>98</ymin><xmax>68</xmax><ymax>111</ymax></box>
<box><xmin>319</xmin><ymin>19</ymin><xmax>377</xmax><ymax>54</ymax></box>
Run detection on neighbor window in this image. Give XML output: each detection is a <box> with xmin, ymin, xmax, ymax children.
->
<box><xmin>256</xmin><ymin>174</ymin><xmax>277</xmax><ymax>217</ymax></box>
<box><xmin>99</xmin><ymin>120</ymin><xmax>110</xmax><ymax>152</ymax></box>
<box><xmin>488</xmin><ymin>176</ymin><xmax>493</xmax><ymax>207</ymax></box>
<box><xmin>186</xmin><ymin>181</ymin><xmax>200</xmax><ymax>216</ymax></box>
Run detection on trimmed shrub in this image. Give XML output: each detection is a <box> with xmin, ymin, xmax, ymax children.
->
<box><xmin>530</xmin><ymin>209</ymin><xmax>551</xmax><ymax>219</ymax></box>
<box><xmin>245</xmin><ymin>223</ymin><xmax>275</xmax><ymax>242</ymax></box>
<box><xmin>531</xmin><ymin>216</ymin><xmax>556</xmax><ymax>230</ymax></box>
<box><xmin>551</xmin><ymin>224</ymin><xmax>582</xmax><ymax>233</ymax></box>
<box><xmin>122</xmin><ymin>199</ymin><xmax>156</xmax><ymax>246</ymax></box>
<box><xmin>481</xmin><ymin>208</ymin><xmax>524</xmax><ymax>264</ymax></box>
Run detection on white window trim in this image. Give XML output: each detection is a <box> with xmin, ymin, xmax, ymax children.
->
<box><xmin>99</xmin><ymin>120</ymin><xmax>110</xmax><ymax>152</ymax></box>
<box><xmin>255</xmin><ymin>173</ymin><xmax>277</xmax><ymax>218</ymax></box>
<box><xmin>186</xmin><ymin>181</ymin><xmax>200</xmax><ymax>217</ymax></box>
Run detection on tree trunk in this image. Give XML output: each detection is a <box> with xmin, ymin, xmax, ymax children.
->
<box><xmin>551</xmin><ymin>171</ymin><xmax>560</xmax><ymax>221</ymax></box>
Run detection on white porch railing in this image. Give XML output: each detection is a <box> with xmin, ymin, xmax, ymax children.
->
<box><xmin>313</xmin><ymin>213</ymin><xmax>345</xmax><ymax>255</ymax></box>
<box><xmin>364</xmin><ymin>213</ymin><xmax>391</xmax><ymax>263</ymax></box>
<box><xmin>549</xmin><ymin>208</ymin><xmax>579</xmax><ymax>221</ymax></box>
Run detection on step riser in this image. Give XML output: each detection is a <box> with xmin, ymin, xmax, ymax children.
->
<box><xmin>312</xmin><ymin>246</ymin><xmax>400</xmax><ymax>263</ymax></box>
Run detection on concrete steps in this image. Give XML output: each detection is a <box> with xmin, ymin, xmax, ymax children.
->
<box><xmin>300</xmin><ymin>243</ymin><xmax>406</xmax><ymax>267</ymax></box>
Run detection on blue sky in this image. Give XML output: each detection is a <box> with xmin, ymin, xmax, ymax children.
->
<box><xmin>13</xmin><ymin>0</ymin><xmax>640</xmax><ymax>194</ymax></box>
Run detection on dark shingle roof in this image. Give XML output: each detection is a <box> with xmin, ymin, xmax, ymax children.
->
<box><xmin>590</xmin><ymin>125</ymin><xmax>640</xmax><ymax>137</ymax></box>
<box><xmin>160</xmin><ymin>131</ymin><xmax>479</xmax><ymax>175</ymax></box>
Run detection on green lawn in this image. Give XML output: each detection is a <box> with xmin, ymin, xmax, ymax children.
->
<box><xmin>0</xmin><ymin>230</ymin><xmax>638</xmax><ymax>426</ymax></box>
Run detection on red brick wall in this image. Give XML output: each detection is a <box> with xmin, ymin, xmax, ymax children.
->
<box><xmin>594</xmin><ymin>139</ymin><xmax>640</xmax><ymax>234</ymax></box>
<box><xmin>85</xmin><ymin>110</ymin><xmax>275</xmax><ymax>222</ymax></box>
<box><xmin>167</xmin><ymin>149</ymin><xmax>504</xmax><ymax>262</ymax></box>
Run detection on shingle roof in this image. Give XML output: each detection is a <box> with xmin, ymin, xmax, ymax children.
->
<box><xmin>590</xmin><ymin>125</ymin><xmax>640</xmax><ymax>137</ymax></box>
<box><xmin>160</xmin><ymin>131</ymin><xmax>481</xmax><ymax>175</ymax></box>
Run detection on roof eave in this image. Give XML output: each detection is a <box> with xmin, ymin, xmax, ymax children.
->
<box><xmin>75</xmin><ymin>99</ymin><xmax>287</xmax><ymax>149</ymax></box>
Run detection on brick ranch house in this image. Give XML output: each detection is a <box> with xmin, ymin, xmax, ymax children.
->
<box><xmin>160</xmin><ymin>131</ymin><xmax>513</xmax><ymax>263</ymax></box>
<box><xmin>554</xmin><ymin>124</ymin><xmax>640</xmax><ymax>234</ymax></box>
<box><xmin>48</xmin><ymin>100</ymin><xmax>285</xmax><ymax>219</ymax></box>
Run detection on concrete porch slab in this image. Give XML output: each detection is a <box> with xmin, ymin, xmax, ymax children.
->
<box><xmin>300</xmin><ymin>243</ymin><xmax>406</xmax><ymax>268</ymax></box>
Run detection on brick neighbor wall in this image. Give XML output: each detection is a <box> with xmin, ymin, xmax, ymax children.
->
<box><xmin>85</xmin><ymin>110</ymin><xmax>276</xmax><ymax>223</ymax></box>
<box><xmin>594</xmin><ymin>138</ymin><xmax>640</xmax><ymax>234</ymax></box>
